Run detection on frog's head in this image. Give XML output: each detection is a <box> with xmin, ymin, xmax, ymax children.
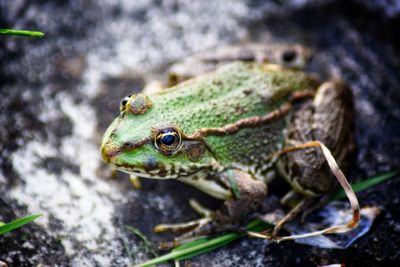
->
<box><xmin>101</xmin><ymin>94</ymin><xmax>218</xmax><ymax>179</ymax></box>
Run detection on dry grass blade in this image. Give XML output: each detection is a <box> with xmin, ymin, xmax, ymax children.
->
<box><xmin>126</xmin><ymin>226</ymin><xmax>158</xmax><ymax>258</ymax></box>
<box><xmin>133</xmin><ymin>219</ymin><xmax>272</xmax><ymax>267</ymax></box>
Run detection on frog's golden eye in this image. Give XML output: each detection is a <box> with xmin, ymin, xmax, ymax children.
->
<box><xmin>120</xmin><ymin>95</ymin><xmax>132</xmax><ymax>112</ymax></box>
<box><xmin>154</xmin><ymin>128</ymin><xmax>182</xmax><ymax>155</ymax></box>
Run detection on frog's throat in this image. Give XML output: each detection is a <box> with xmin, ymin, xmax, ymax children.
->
<box><xmin>117</xmin><ymin>165</ymin><xmax>209</xmax><ymax>180</ymax></box>
<box><xmin>118</xmin><ymin>165</ymin><xmax>230</xmax><ymax>199</ymax></box>
<box><xmin>114</xmin><ymin>161</ymin><xmax>216</xmax><ymax>180</ymax></box>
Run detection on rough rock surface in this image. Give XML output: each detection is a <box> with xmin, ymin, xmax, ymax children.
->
<box><xmin>0</xmin><ymin>0</ymin><xmax>399</xmax><ymax>266</ymax></box>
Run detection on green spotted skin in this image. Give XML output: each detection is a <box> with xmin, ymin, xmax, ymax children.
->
<box><xmin>101</xmin><ymin>62</ymin><xmax>319</xmax><ymax>181</ymax></box>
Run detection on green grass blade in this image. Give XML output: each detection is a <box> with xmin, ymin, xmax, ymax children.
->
<box><xmin>123</xmin><ymin>239</ymin><xmax>135</xmax><ymax>264</ymax></box>
<box><xmin>126</xmin><ymin>226</ymin><xmax>152</xmax><ymax>248</ymax></box>
<box><xmin>134</xmin><ymin>232</ymin><xmax>241</xmax><ymax>267</ymax></box>
<box><xmin>332</xmin><ymin>171</ymin><xmax>398</xmax><ymax>200</ymax></box>
<box><xmin>0</xmin><ymin>213</ymin><xmax>42</xmax><ymax>235</ymax></box>
<box><xmin>0</xmin><ymin>29</ymin><xmax>45</xmax><ymax>37</ymax></box>
<box><xmin>134</xmin><ymin>220</ymin><xmax>272</xmax><ymax>267</ymax></box>
<box><xmin>172</xmin><ymin>237</ymin><xmax>209</xmax><ymax>252</ymax></box>
<box><xmin>135</xmin><ymin>171</ymin><xmax>398</xmax><ymax>267</ymax></box>
<box><xmin>174</xmin><ymin>233</ymin><xmax>238</xmax><ymax>261</ymax></box>
<box><xmin>126</xmin><ymin>226</ymin><xmax>158</xmax><ymax>258</ymax></box>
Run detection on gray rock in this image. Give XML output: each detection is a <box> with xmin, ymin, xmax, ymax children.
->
<box><xmin>0</xmin><ymin>0</ymin><xmax>399</xmax><ymax>266</ymax></box>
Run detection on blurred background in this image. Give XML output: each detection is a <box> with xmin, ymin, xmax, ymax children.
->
<box><xmin>0</xmin><ymin>0</ymin><xmax>400</xmax><ymax>266</ymax></box>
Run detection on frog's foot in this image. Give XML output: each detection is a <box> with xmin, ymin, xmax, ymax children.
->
<box><xmin>299</xmin><ymin>193</ymin><xmax>332</xmax><ymax>223</ymax></box>
<box><xmin>154</xmin><ymin>217</ymin><xmax>213</xmax><ymax>234</ymax></box>
<box><xmin>109</xmin><ymin>168</ymin><xmax>118</xmax><ymax>178</ymax></box>
<box><xmin>155</xmin><ymin>170</ymin><xmax>268</xmax><ymax>248</ymax></box>
<box><xmin>154</xmin><ymin>199</ymin><xmax>218</xmax><ymax>248</ymax></box>
<box><xmin>212</xmin><ymin>169</ymin><xmax>267</xmax><ymax>225</ymax></box>
<box><xmin>142</xmin><ymin>80</ymin><xmax>164</xmax><ymax>95</ymax></box>
<box><xmin>280</xmin><ymin>189</ymin><xmax>303</xmax><ymax>208</ymax></box>
<box><xmin>280</xmin><ymin>190</ymin><xmax>330</xmax><ymax>224</ymax></box>
<box><xmin>154</xmin><ymin>198</ymin><xmax>214</xmax><ymax>234</ymax></box>
<box><xmin>270</xmin><ymin>196</ymin><xmax>328</xmax><ymax>238</ymax></box>
<box><xmin>156</xmin><ymin>217</ymin><xmax>217</xmax><ymax>250</ymax></box>
<box><xmin>271</xmin><ymin>199</ymin><xmax>308</xmax><ymax>238</ymax></box>
<box><xmin>249</xmin><ymin>141</ymin><xmax>360</xmax><ymax>242</ymax></box>
<box><xmin>248</xmin><ymin>198</ymin><xmax>311</xmax><ymax>240</ymax></box>
<box><xmin>129</xmin><ymin>175</ymin><xmax>141</xmax><ymax>189</ymax></box>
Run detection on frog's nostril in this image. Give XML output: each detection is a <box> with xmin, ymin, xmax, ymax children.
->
<box><xmin>101</xmin><ymin>142</ymin><xmax>121</xmax><ymax>163</ymax></box>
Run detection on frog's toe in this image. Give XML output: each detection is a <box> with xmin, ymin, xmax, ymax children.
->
<box><xmin>153</xmin><ymin>217</ymin><xmax>213</xmax><ymax>234</ymax></box>
<box><xmin>248</xmin><ymin>198</ymin><xmax>310</xmax><ymax>240</ymax></box>
<box><xmin>155</xmin><ymin>217</ymin><xmax>218</xmax><ymax>249</ymax></box>
<box><xmin>129</xmin><ymin>175</ymin><xmax>141</xmax><ymax>189</ymax></box>
<box><xmin>188</xmin><ymin>198</ymin><xmax>213</xmax><ymax>217</ymax></box>
<box><xmin>154</xmin><ymin>200</ymin><xmax>220</xmax><ymax>248</ymax></box>
<box><xmin>154</xmin><ymin>198</ymin><xmax>214</xmax><ymax>234</ymax></box>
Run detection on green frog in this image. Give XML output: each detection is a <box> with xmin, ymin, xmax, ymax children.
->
<box><xmin>101</xmin><ymin>44</ymin><xmax>358</xmax><ymax>242</ymax></box>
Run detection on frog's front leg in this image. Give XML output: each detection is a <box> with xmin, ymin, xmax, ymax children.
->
<box><xmin>154</xmin><ymin>169</ymin><xmax>267</xmax><ymax>243</ymax></box>
<box><xmin>214</xmin><ymin>169</ymin><xmax>267</xmax><ymax>225</ymax></box>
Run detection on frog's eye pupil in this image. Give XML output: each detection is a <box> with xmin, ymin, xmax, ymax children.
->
<box><xmin>161</xmin><ymin>134</ymin><xmax>176</xmax><ymax>146</ymax></box>
<box><xmin>155</xmin><ymin>128</ymin><xmax>182</xmax><ymax>155</ymax></box>
<box><xmin>120</xmin><ymin>95</ymin><xmax>132</xmax><ymax>112</ymax></box>
<box><xmin>282</xmin><ymin>49</ymin><xmax>297</xmax><ymax>63</ymax></box>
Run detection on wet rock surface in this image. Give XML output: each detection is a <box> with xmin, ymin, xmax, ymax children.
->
<box><xmin>0</xmin><ymin>0</ymin><xmax>399</xmax><ymax>266</ymax></box>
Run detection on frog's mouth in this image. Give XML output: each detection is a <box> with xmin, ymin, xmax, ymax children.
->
<box><xmin>113</xmin><ymin>163</ymin><xmax>207</xmax><ymax>180</ymax></box>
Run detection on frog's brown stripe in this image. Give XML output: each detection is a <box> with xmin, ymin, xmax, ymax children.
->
<box><xmin>103</xmin><ymin>138</ymin><xmax>151</xmax><ymax>158</ymax></box>
<box><xmin>187</xmin><ymin>102</ymin><xmax>292</xmax><ymax>139</ymax></box>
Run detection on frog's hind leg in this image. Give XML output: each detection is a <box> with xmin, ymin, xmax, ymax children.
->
<box><xmin>250</xmin><ymin>81</ymin><xmax>359</xmax><ymax>241</ymax></box>
<box><xmin>167</xmin><ymin>43</ymin><xmax>312</xmax><ymax>86</ymax></box>
<box><xmin>277</xmin><ymin>144</ymin><xmax>359</xmax><ymax>242</ymax></box>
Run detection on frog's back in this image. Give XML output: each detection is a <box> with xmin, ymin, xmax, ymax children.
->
<box><xmin>152</xmin><ymin>63</ymin><xmax>315</xmax><ymax>133</ymax></box>
<box><xmin>152</xmin><ymin>63</ymin><xmax>317</xmax><ymax>169</ymax></box>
